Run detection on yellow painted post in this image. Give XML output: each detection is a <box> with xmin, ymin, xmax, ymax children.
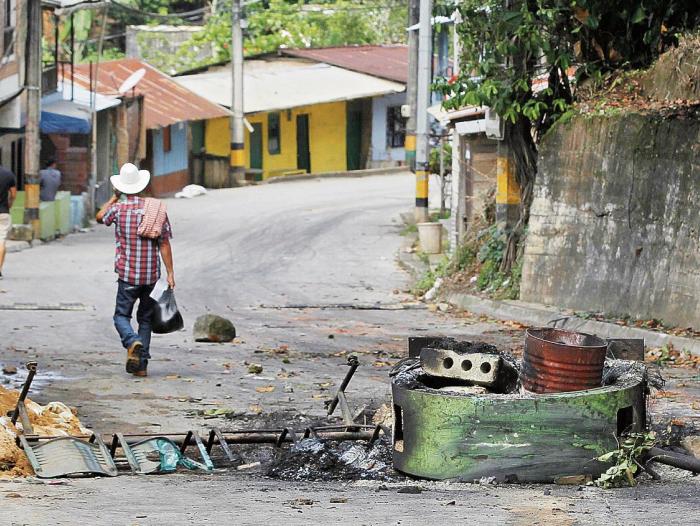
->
<box><xmin>415</xmin><ymin>167</ymin><xmax>429</xmax><ymax>221</ymax></box>
<box><xmin>496</xmin><ymin>145</ymin><xmax>520</xmax><ymax>227</ymax></box>
<box><xmin>405</xmin><ymin>133</ymin><xmax>416</xmax><ymax>170</ymax></box>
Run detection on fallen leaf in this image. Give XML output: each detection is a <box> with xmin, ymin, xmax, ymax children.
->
<box><xmin>248</xmin><ymin>404</ymin><xmax>263</xmax><ymax>414</ymax></box>
<box><xmin>255</xmin><ymin>385</ymin><xmax>275</xmax><ymax>393</ymax></box>
<box><xmin>165</xmin><ymin>374</ymin><xmax>180</xmax><ymax>380</ymax></box>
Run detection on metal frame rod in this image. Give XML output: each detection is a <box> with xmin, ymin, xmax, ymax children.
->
<box><xmin>11</xmin><ymin>362</ymin><xmax>37</xmax><ymax>426</ymax></box>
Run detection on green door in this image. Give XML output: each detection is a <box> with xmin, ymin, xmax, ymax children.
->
<box><xmin>296</xmin><ymin>114</ymin><xmax>311</xmax><ymax>172</ymax></box>
<box><xmin>250</xmin><ymin>122</ymin><xmax>263</xmax><ymax>170</ymax></box>
<box><xmin>346</xmin><ymin>102</ymin><xmax>362</xmax><ymax>171</ymax></box>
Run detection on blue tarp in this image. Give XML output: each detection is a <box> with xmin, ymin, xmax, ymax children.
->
<box><xmin>40</xmin><ymin>110</ymin><xmax>91</xmax><ymax>134</ymax></box>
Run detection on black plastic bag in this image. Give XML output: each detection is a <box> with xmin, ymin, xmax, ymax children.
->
<box><xmin>151</xmin><ymin>288</ymin><xmax>184</xmax><ymax>334</ymax></box>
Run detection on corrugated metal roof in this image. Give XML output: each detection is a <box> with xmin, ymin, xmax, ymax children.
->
<box><xmin>68</xmin><ymin>58</ymin><xmax>230</xmax><ymax>129</ymax></box>
<box><xmin>281</xmin><ymin>45</ymin><xmax>408</xmax><ymax>84</ymax></box>
<box><xmin>175</xmin><ymin>58</ymin><xmax>405</xmax><ymax>114</ymax></box>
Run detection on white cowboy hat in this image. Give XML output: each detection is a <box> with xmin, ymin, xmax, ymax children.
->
<box><xmin>110</xmin><ymin>163</ymin><xmax>150</xmax><ymax>195</ymax></box>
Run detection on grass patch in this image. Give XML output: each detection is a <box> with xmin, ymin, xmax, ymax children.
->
<box><xmin>400</xmin><ymin>223</ymin><xmax>418</xmax><ymax>236</ymax></box>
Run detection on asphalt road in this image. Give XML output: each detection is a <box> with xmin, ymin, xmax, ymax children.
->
<box><xmin>1</xmin><ymin>173</ymin><xmax>698</xmax><ymax>524</ymax></box>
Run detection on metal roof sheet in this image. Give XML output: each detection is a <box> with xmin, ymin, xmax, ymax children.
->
<box><xmin>175</xmin><ymin>59</ymin><xmax>405</xmax><ymax>114</ymax></box>
<box><xmin>281</xmin><ymin>45</ymin><xmax>408</xmax><ymax>84</ymax></box>
<box><xmin>68</xmin><ymin>58</ymin><xmax>230</xmax><ymax>129</ymax></box>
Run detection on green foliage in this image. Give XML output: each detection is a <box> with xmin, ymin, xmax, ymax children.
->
<box><xmin>594</xmin><ymin>432</ymin><xmax>656</xmax><ymax>489</ymax></box>
<box><xmin>437</xmin><ymin>1</ymin><xmax>700</xmax><ymax>139</ymax></box>
<box><xmin>175</xmin><ymin>0</ymin><xmax>407</xmax><ymax>70</ymax></box>
<box><xmin>428</xmin><ymin>140</ymin><xmax>452</xmax><ymax>176</ymax></box>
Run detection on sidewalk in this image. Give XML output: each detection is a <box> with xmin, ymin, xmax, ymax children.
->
<box><xmin>5</xmin><ymin>239</ymin><xmax>34</xmax><ymax>253</ymax></box>
<box><xmin>396</xmin><ymin>237</ymin><xmax>700</xmax><ymax>356</ymax></box>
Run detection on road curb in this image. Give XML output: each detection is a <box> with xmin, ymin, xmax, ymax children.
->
<box><xmin>6</xmin><ymin>240</ymin><xmax>33</xmax><ymax>253</ymax></box>
<box><xmin>446</xmin><ymin>292</ymin><xmax>700</xmax><ymax>356</ymax></box>
<box><xmin>265</xmin><ymin>167</ymin><xmax>408</xmax><ymax>184</ymax></box>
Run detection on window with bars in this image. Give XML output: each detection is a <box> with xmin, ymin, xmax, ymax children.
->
<box><xmin>386</xmin><ymin>106</ymin><xmax>406</xmax><ymax>148</ymax></box>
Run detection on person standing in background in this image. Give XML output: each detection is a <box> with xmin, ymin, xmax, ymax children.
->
<box><xmin>40</xmin><ymin>159</ymin><xmax>62</xmax><ymax>202</ymax></box>
<box><xmin>0</xmin><ymin>165</ymin><xmax>17</xmax><ymax>279</ymax></box>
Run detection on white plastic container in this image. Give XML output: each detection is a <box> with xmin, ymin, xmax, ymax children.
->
<box><xmin>417</xmin><ymin>222</ymin><xmax>443</xmax><ymax>254</ymax></box>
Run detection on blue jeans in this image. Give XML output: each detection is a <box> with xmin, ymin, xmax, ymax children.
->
<box><xmin>113</xmin><ymin>280</ymin><xmax>156</xmax><ymax>366</ymax></box>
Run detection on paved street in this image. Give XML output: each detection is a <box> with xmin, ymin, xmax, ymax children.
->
<box><xmin>1</xmin><ymin>174</ymin><xmax>698</xmax><ymax>525</ymax></box>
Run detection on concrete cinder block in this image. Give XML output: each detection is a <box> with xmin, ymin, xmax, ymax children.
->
<box><xmin>9</xmin><ymin>224</ymin><xmax>33</xmax><ymax>242</ymax></box>
<box><xmin>419</xmin><ymin>348</ymin><xmax>501</xmax><ymax>386</ymax></box>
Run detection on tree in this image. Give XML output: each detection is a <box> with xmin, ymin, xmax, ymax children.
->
<box><xmin>181</xmin><ymin>0</ymin><xmax>407</xmax><ymax>68</ymax></box>
<box><xmin>436</xmin><ymin>0</ymin><xmax>700</xmax><ymax>272</ymax></box>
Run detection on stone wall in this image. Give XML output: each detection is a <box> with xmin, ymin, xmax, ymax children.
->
<box><xmin>521</xmin><ymin>111</ymin><xmax>700</xmax><ymax>328</ymax></box>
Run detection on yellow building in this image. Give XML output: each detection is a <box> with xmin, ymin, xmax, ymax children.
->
<box><xmin>176</xmin><ymin>57</ymin><xmax>404</xmax><ymax>180</ymax></box>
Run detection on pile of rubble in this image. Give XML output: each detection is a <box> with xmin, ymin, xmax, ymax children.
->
<box><xmin>0</xmin><ymin>385</ymin><xmax>90</xmax><ymax>477</ymax></box>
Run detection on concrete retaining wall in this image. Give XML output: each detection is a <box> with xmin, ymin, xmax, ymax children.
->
<box><xmin>521</xmin><ymin>112</ymin><xmax>700</xmax><ymax>328</ymax></box>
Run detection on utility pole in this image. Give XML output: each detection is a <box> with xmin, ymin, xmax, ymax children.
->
<box><xmin>23</xmin><ymin>0</ymin><xmax>41</xmax><ymax>238</ymax></box>
<box><xmin>230</xmin><ymin>0</ymin><xmax>245</xmax><ymax>185</ymax></box>
<box><xmin>414</xmin><ymin>0</ymin><xmax>432</xmax><ymax>223</ymax></box>
<box><xmin>404</xmin><ymin>0</ymin><xmax>419</xmax><ymax>172</ymax></box>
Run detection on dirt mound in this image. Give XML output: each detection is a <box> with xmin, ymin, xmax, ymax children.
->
<box><xmin>642</xmin><ymin>33</ymin><xmax>700</xmax><ymax>102</ymax></box>
<box><xmin>0</xmin><ymin>385</ymin><xmax>91</xmax><ymax>477</ymax></box>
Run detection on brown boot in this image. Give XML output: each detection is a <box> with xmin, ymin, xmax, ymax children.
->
<box><xmin>132</xmin><ymin>368</ymin><xmax>147</xmax><ymax>377</ymax></box>
<box><xmin>126</xmin><ymin>341</ymin><xmax>143</xmax><ymax>374</ymax></box>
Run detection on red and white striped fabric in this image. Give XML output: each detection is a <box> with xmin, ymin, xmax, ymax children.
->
<box><xmin>137</xmin><ymin>198</ymin><xmax>168</xmax><ymax>239</ymax></box>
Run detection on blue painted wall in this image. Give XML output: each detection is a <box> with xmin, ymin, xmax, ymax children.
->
<box><xmin>152</xmin><ymin>121</ymin><xmax>188</xmax><ymax>176</ymax></box>
<box><xmin>371</xmin><ymin>92</ymin><xmax>407</xmax><ymax>165</ymax></box>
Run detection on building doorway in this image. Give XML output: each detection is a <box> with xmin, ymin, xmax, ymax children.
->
<box><xmin>296</xmin><ymin>114</ymin><xmax>310</xmax><ymax>173</ymax></box>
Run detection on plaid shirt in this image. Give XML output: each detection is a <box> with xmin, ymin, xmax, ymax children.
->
<box><xmin>103</xmin><ymin>195</ymin><xmax>172</xmax><ymax>285</ymax></box>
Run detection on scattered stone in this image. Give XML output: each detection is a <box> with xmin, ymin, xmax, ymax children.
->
<box><xmin>289</xmin><ymin>498</ymin><xmax>314</xmax><ymax>506</ymax></box>
<box><xmin>681</xmin><ymin>436</ymin><xmax>700</xmax><ymax>459</ymax></box>
<box><xmin>328</xmin><ymin>334</ymin><xmax>335</xmax><ymax>339</ymax></box>
<box><xmin>236</xmin><ymin>462</ymin><xmax>261</xmax><ymax>471</ymax></box>
<box><xmin>330</xmin><ymin>497</ymin><xmax>348</xmax><ymax>503</ymax></box>
<box><xmin>371</xmin><ymin>403</ymin><xmax>393</xmax><ymax>427</ymax></box>
<box><xmin>445</xmin><ymin>500</ymin><xmax>456</xmax><ymax>506</ymax></box>
<box><xmin>193</xmin><ymin>314</ymin><xmax>236</xmax><ymax>343</ymax></box>
<box><xmin>437</xmin><ymin>302</ymin><xmax>450</xmax><ymax>312</ymax></box>
<box><xmin>554</xmin><ymin>475</ymin><xmax>591</xmax><ymax>485</ymax></box>
<box><xmin>544</xmin><ymin>488</ymin><xmax>552</xmax><ymax>496</ymax></box>
<box><xmin>248</xmin><ymin>363</ymin><xmax>263</xmax><ymax>374</ymax></box>
<box><xmin>397</xmin><ymin>486</ymin><xmax>423</xmax><ymax>494</ymax></box>
<box><xmin>2</xmin><ymin>365</ymin><xmax>17</xmax><ymax>375</ymax></box>
<box><xmin>284</xmin><ymin>385</ymin><xmax>294</xmax><ymax>393</ymax></box>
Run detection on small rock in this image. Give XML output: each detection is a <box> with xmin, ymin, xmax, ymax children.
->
<box><xmin>681</xmin><ymin>436</ymin><xmax>700</xmax><ymax>459</ymax></box>
<box><xmin>437</xmin><ymin>302</ymin><xmax>450</xmax><ymax>312</ymax></box>
<box><xmin>2</xmin><ymin>365</ymin><xmax>17</xmax><ymax>375</ymax></box>
<box><xmin>248</xmin><ymin>363</ymin><xmax>263</xmax><ymax>374</ymax></box>
<box><xmin>284</xmin><ymin>385</ymin><xmax>294</xmax><ymax>393</ymax></box>
<box><xmin>554</xmin><ymin>475</ymin><xmax>591</xmax><ymax>485</ymax></box>
<box><xmin>193</xmin><ymin>314</ymin><xmax>236</xmax><ymax>343</ymax></box>
<box><xmin>328</xmin><ymin>334</ymin><xmax>335</xmax><ymax>339</ymax></box>
<box><xmin>445</xmin><ymin>500</ymin><xmax>456</xmax><ymax>506</ymax></box>
<box><xmin>330</xmin><ymin>497</ymin><xmax>348</xmax><ymax>504</ymax></box>
<box><xmin>397</xmin><ymin>486</ymin><xmax>422</xmax><ymax>494</ymax></box>
<box><xmin>544</xmin><ymin>488</ymin><xmax>551</xmax><ymax>496</ymax></box>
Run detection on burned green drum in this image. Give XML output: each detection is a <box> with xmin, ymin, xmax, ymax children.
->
<box><xmin>391</xmin><ymin>359</ymin><xmax>647</xmax><ymax>483</ymax></box>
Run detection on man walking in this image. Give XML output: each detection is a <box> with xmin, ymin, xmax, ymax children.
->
<box><xmin>0</xmin><ymin>165</ymin><xmax>17</xmax><ymax>279</ymax></box>
<box><xmin>39</xmin><ymin>159</ymin><xmax>62</xmax><ymax>202</ymax></box>
<box><xmin>96</xmin><ymin>163</ymin><xmax>175</xmax><ymax>377</ymax></box>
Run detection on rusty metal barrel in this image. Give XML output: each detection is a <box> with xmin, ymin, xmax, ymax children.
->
<box><xmin>522</xmin><ymin>328</ymin><xmax>608</xmax><ymax>393</ymax></box>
